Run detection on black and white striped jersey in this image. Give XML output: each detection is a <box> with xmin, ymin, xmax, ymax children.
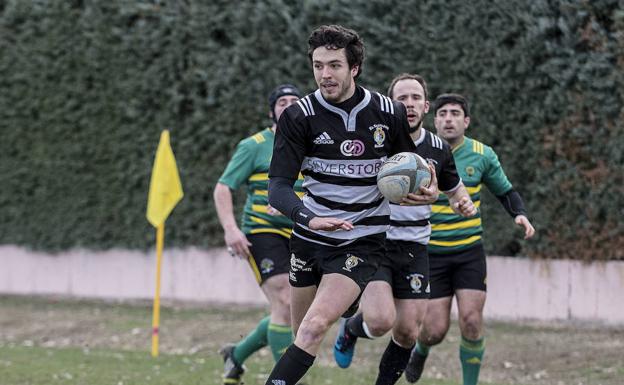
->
<box><xmin>270</xmin><ymin>86</ymin><xmax>416</xmax><ymax>247</ymax></box>
<box><xmin>387</xmin><ymin>128</ymin><xmax>461</xmax><ymax>245</ymax></box>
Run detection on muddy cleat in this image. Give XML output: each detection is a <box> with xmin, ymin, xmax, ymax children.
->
<box><xmin>404</xmin><ymin>348</ymin><xmax>428</xmax><ymax>383</ymax></box>
<box><xmin>219</xmin><ymin>344</ymin><xmax>246</xmax><ymax>385</ymax></box>
<box><xmin>333</xmin><ymin>318</ymin><xmax>358</xmax><ymax>368</ymax></box>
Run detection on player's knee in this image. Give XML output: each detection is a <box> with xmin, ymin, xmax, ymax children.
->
<box><xmin>393</xmin><ymin>326</ymin><xmax>417</xmax><ymax>347</ymax></box>
<box><xmin>296</xmin><ymin>314</ymin><xmax>331</xmax><ymax>347</ymax></box>
<box><xmin>460</xmin><ymin>311</ymin><xmax>483</xmax><ymax>339</ymax></box>
<box><xmin>275</xmin><ymin>284</ymin><xmax>291</xmax><ymax>308</ymax></box>
<box><xmin>421</xmin><ymin>325</ymin><xmax>447</xmax><ymax>345</ymax></box>
<box><xmin>366</xmin><ymin>313</ymin><xmax>395</xmax><ymax>337</ymax></box>
<box><xmin>266</xmin><ymin>278</ymin><xmax>291</xmax><ymax>304</ymax></box>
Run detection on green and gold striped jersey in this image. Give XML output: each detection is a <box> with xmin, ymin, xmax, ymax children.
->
<box><xmin>218</xmin><ymin>128</ymin><xmax>304</xmax><ymax>238</ymax></box>
<box><xmin>428</xmin><ymin>136</ymin><xmax>512</xmax><ymax>254</ymax></box>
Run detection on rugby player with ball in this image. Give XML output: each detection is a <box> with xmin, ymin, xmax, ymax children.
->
<box><xmin>334</xmin><ymin>74</ymin><xmax>476</xmax><ymax>385</ymax></box>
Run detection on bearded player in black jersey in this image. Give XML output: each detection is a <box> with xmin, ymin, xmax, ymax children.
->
<box><xmin>333</xmin><ymin>74</ymin><xmax>476</xmax><ymax>385</ymax></box>
<box><xmin>263</xmin><ymin>26</ymin><xmax>444</xmax><ymax>385</ymax></box>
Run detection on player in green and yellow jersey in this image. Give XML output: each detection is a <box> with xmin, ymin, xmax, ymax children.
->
<box><xmin>405</xmin><ymin>94</ymin><xmax>535</xmax><ymax>385</ymax></box>
<box><xmin>213</xmin><ymin>84</ymin><xmax>304</xmax><ymax>385</ymax></box>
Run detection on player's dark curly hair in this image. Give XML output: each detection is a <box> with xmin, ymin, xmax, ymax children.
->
<box><xmin>307</xmin><ymin>25</ymin><xmax>365</xmax><ymax>78</ymax></box>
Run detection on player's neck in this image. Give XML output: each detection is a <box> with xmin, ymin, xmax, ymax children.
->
<box><xmin>331</xmin><ymin>82</ymin><xmax>357</xmax><ymax>104</ymax></box>
<box><xmin>409</xmin><ymin>125</ymin><xmax>423</xmax><ymax>141</ymax></box>
<box><xmin>448</xmin><ymin>136</ymin><xmax>465</xmax><ymax>149</ymax></box>
<box><xmin>339</xmin><ymin>82</ymin><xmax>357</xmax><ymax>104</ymax></box>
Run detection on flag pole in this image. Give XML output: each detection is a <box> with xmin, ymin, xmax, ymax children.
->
<box><xmin>151</xmin><ymin>223</ymin><xmax>164</xmax><ymax>357</ymax></box>
<box><xmin>146</xmin><ymin>129</ymin><xmax>183</xmax><ymax>357</ymax></box>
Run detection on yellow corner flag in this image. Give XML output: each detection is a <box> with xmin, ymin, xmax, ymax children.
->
<box><xmin>147</xmin><ymin>129</ymin><xmax>184</xmax><ymax>228</ymax></box>
<box><xmin>146</xmin><ymin>129</ymin><xmax>183</xmax><ymax>357</ymax></box>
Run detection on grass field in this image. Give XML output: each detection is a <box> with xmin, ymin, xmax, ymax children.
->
<box><xmin>0</xmin><ymin>295</ymin><xmax>622</xmax><ymax>385</ymax></box>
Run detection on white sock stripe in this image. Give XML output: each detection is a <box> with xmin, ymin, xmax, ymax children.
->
<box><xmin>361</xmin><ymin>320</ymin><xmax>376</xmax><ymax>339</ymax></box>
<box><xmin>391</xmin><ymin>335</ymin><xmax>413</xmax><ymax>349</ymax></box>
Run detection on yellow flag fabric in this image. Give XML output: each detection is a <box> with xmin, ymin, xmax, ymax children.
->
<box><xmin>146</xmin><ymin>130</ymin><xmax>184</xmax><ymax>227</ymax></box>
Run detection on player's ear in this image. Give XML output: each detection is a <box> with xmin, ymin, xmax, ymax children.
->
<box><xmin>424</xmin><ymin>100</ymin><xmax>430</xmax><ymax>114</ymax></box>
<box><xmin>350</xmin><ymin>65</ymin><xmax>359</xmax><ymax>77</ymax></box>
<box><xmin>464</xmin><ymin>116</ymin><xmax>471</xmax><ymax>128</ymax></box>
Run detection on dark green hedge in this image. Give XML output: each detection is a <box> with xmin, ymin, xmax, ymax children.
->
<box><xmin>1</xmin><ymin>0</ymin><xmax>622</xmax><ymax>259</ymax></box>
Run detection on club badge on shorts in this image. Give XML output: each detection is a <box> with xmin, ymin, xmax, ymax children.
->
<box><xmin>407</xmin><ymin>273</ymin><xmax>425</xmax><ymax>293</ymax></box>
<box><xmin>260</xmin><ymin>258</ymin><xmax>274</xmax><ymax>274</ymax></box>
<box><xmin>342</xmin><ymin>254</ymin><xmax>364</xmax><ymax>272</ymax></box>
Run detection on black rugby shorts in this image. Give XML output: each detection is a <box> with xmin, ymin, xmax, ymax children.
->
<box><xmin>429</xmin><ymin>243</ymin><xmax>487</xmax><ymax>298</ymax></box>
<box><xmin>372</xmin><ymin>240</ymin><xmax>430</xmax><ymax>299</ymax></box>
<box><xmin>247</xmin><ymin>232</ymin><xmax>291</xmax><ymax>284</ymax></box>
<box><xmin>289</xmin><ymin>232</ymin><xmax>386</xmax><ymax>291</ymax></box>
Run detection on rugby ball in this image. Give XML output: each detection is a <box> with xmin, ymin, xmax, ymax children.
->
<box><xmin>377</xmin><ymin>152</ymin><xmax>431</xmax><ymax>204</ymax></box>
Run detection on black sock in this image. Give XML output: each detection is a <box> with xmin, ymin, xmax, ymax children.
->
<box><xmin>374</xmin><ymin>338</ymin><xmax>413</xmax><ymax>385</ymax></box>
<box><xmin>264</xmin><ymin>344</ymin><xmax>315</xmax><ymax>385</ymax></box>
<box><xmin>346</xmin><ymin>313</ymin><xmax>371</xmax><ymax>339</ymax></box>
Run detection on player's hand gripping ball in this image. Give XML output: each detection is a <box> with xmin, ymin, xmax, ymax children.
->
<box><xmin>377</xmin><ymin>152</ymin><xmax>432</xmax><ymax>204</ymax></box>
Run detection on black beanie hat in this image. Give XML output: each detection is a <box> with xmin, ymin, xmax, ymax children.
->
<box><xmin>269</xmin><ymin>84</ymin><xmax>302</xmax><ymax>123</ymax></box>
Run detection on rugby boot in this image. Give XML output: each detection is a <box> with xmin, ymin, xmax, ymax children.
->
<box><xmin>404</xmin><ymin>348</ymin><xmax>428</xmax><ymax>383</ymax></box>
<box><xmin>219</xmin><ymin>343</ymin><xmax>246</xmax><ymax>385</ymax></box>
<box><xmin>333</xmin><ymin>318</ymin><xmax>358</xmax><ymax>368</ymax></box>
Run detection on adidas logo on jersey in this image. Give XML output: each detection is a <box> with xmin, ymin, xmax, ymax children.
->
<box><xmin>313</xmin><ymin>132</ymin><xmax>334</xmax><ymax>144</ymax></box>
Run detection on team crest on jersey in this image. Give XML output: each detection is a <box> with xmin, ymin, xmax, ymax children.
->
<box><xmin>340</xmin><ymin>140</ymin><xmax>365</xmax><ymax>157</ymax></box>
<box><xmin>407</xmin><ymin>273</ymin><xmax>425</xmax><ymax>293</ymax></box>
<box><xmin>342</xmin><ymin>254</ymin><xmax>364</xmax><ymax>272</ymax></box>
<box><xmin>260</xmin><ymin>258</ymin><xmax>274</xmax><ymax>274</ymax></box>
<box><xmin>466</xmin><ymin>166</ymin><xmax>475</xmax><ymax>176</ymax></box>
<box><xmin>369</xmin><ymin>124</ymin><xmax>388</xmax><ymax>148</ymax></box>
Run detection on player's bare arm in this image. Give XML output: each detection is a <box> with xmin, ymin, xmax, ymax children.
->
<box><xmin>447</xmin><ymin>183</ymin><xmax>477</xmax><ymax>217</ymax></box>
<box><xmin>213</xmin><ymin>182</ymin><xmax>252</xmax><ymax>258</ymax></box>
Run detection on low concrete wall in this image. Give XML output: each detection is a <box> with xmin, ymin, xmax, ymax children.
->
<box><xmin>1</xmin><ymin>245</ymin><xmax>623</xmax><ymax>324</ymax></box>
<box><xmin>486</xmin><ymin>257</ymin><xmax>624</xmax><ymax>324</ymax></box>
